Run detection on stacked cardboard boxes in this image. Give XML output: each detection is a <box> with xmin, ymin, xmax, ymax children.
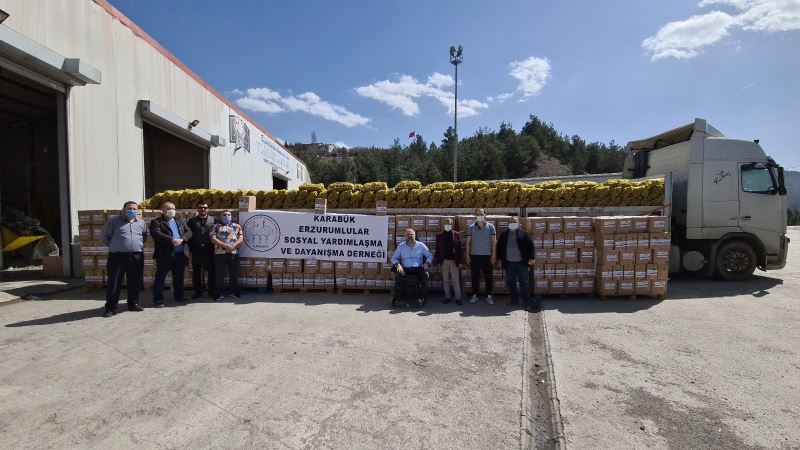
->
<box><xmin>594</xmin><ymin>216</ymin><xmax>670</xmax><ymax>298</ymax></box>
<box><xmin>270</xmin><ymin>258</ymin><xmax>335</xmax><ymax>291</ymax></box>
<box><xmin>527</xmin><ymin>217</ymin><xmax>596</xmax><ymax>295</ymax></box>
<box><xmin>334</xmin><ymin>259</ymin><xmax>393</xmax><ymax>292</ymax></box>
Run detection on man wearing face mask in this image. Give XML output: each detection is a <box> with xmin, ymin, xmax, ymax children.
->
<box><xmin>210</xmin><ymin>210</ymin><xmax>243</xmax><ymax>301</ymax></box>
<box><xmin>101</xmin><ymin>201</ymin><xmax>148</xmax><ymax>317</ymax></box>
<box><xmin>466</xmin><ymin>208</ymin><xmax>497</xmax><ymax>304</ymax></box>
<box><xmin>187</xmin><ymin>201</ymin><xmax>216</xmax><ymax>299</ymax></box>
<box><xmin>496</xmin><ymin>216</ymin><xmax>538</xmax><ymax>312</ymax></box>
<box><xmin>434</xmin><ymin>218</ymin><xmax>463</xmax><ymax>305</ymax></box>
<box><xmin>150</xmin><ymin>201</ymin><xmax>193</xmax><ymax>307</ymax></box>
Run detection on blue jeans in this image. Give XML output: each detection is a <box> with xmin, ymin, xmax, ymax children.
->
<box><xmin>505</xmin><ymin>262</ymin><xmax>532</xmax><ymax>307</ymax></box>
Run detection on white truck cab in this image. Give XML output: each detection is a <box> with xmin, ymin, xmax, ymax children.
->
<box><xmin>624</xmin><ymin>118</ymin><xmax>789</xmax><ymax>280</ymax></box>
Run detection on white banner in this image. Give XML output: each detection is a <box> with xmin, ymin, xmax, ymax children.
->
<box><xmin>239</xmin><ymin>210</ymin><xmax>389</xmax><ymax>262</ymax></box>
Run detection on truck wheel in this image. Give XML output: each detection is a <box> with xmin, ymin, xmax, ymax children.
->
<box><xmin>715</xmin><ymin>241</ymin><xmax>757</xmax><ymax>281</ymax></box>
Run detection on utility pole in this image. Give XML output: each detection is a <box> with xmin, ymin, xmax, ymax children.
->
<box><xmin>449</xmin><ymin>45</ymin><xmax>463</xmax><ymax>183</ymax></box>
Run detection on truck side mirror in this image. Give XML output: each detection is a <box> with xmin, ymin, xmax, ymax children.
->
<box><xmin>778</xmin><ymin>166</ymin><xmax>788</xmax><ymax>196</ymax></box>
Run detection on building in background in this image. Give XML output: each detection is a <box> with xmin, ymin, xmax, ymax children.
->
<box><xmin>0</xmin><ymin>0</ymin><xmax>309</xmax><ymax>275</ymax></box>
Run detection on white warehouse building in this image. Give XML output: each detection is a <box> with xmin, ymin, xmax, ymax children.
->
<box><xmin>0</xmin><ymin>0</ymin><xmax>309</xmax><ymax>275</ymax></box>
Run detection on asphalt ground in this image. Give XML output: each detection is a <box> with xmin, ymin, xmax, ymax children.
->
<box><xmin>0</xmin><ymin>287</ymin><xmax>538</xmax><ymax>449</ymax></box>
<box><xmin>543</xmin><ymin>227</ymin><xmax>800</xmax><ymax>449</ymax></box>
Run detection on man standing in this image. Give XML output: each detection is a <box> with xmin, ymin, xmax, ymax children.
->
<box><xmin>101</xmin><ymin>201</ymin><xmax>147</xmax><ymax>317</ymax></box>
<box><xmin>187</xmin><ymin>201</ymin><xmax>215</xmax><ymax>299</ymax></box>
<box><xmin>210</xmin><ymin>210</ymin><xmax>243</xmax><ymax>301</ymax></box>
<box><xmin>434</xmin><ymin>218</ymin><xmax>463</xmax><ymax>305</ymax></box>
<box><xmin>391</xmin><ymin>228</ymin><xmax>433</xmax><ymax>306</ymax></box>
<box><xmin>496</xmin><ymin>216</ymin><xmax>538</xmax><ymax>311</ymax></box>
<box><xmin>150</xmin><ymin>202</ymin><xmax>192</xmax><ymax>307</ymax></box>
<box><xmin>466</xmin><ymin>208</ymin><xmax>497</xmax><ymax>304</ymax></box>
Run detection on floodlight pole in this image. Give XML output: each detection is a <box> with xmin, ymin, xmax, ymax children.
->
<box><xmin>449</xmin><ymin>45</ymin><xmax>463</xmax><ymax>183</ymax></box>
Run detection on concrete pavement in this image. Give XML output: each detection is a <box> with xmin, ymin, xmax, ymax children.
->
<box><xmin>543</xmin><ymin>227</ymin><xmax>800</xmax><ymax>449</ymax></box>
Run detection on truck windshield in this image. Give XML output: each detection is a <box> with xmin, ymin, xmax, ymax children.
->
<box><xmin>741</xmin><ymin>163</ymin><xmax>777</xmax><ymax>194</ymax></box>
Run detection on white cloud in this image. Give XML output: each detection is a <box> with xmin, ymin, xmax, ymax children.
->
<box><xmin>233</xmin><ymin>87</ymin><xmax>370</xmax><ymax>127</ymax></box>
<box><xmin>355</xmin><ymin>73</ymin><xmax>488</xmax><ymax>118</ymax></box>
<box><xmin>333</xmin><ymin>141</ymin><xmax>350</xmax><ymax>149</ymax></box>
<box><xmin>643</xmin><ymin>0</ymin><xmax>800</xmax><ymax>60</ymax></box>
<box><xmin>496</xmin><ymin>92</ymin><xmax>515</xmax><ymax>103</ymax></box>
<box><xmin>508</xmin><ymin>57</ymin><xmax>551</xmax><ymax>99</ymax></box>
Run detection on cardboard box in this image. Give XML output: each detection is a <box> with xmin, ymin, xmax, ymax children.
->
<box><xmin>617</xmin><ymin>217</ymin><xmax>633</xmax><ymax>233</ymax></box>
<box><xmin>425</xmin><ymin>216</ymin><xmax>442</xmax><ymax>232</ymax></box>
<box><xmin>626</xmin><ymin>234</ymin><xmax>637</xmax><ymax>249</ymax></box>
<box><xmin>652</xmin><ymin>279</ymin><xmax>668</xmax><ymax>295</ymax></box>
<box><xmin>90</xmin><ymin>210</ymin><xmax>107</xmax><ymax>225</ymax></box>
<box><xmin>365</xmin><ymin>261</ymin><xmax>380</xmax><ymax>274</ymax></box>
<box><xmin>600</xmin><ymin>280</ymin><xmax>618</xmax><ymax>296</ymax></box>
<box><xmin>597</xmin><ymin>234</ymin><xmax>615</xmax><ymax>250</ymax></box>
<box><xmin>565</xmin><ymin>264</ymin><xmax>577</xmax><ymax>279</ymax></box>
<box><xmin>350</xmin><ymin>261</ymin><xmax>365</xmax><ymax>274</ymax></box>
<box><xmin>633</xmin><ymin>245</ymin><xmax>651</xmax><ymax>263</ymax></box>
<box><xmin>622</xmin><ymin>265</ymin><xmax>635</xmax><ymax>280</ymax></box>
<box><xmin>657</xmin><ymin>264</ymin><xmax>669</xmax><ymax>280</ymax></box>
<box><xmin>646</xmin><ymin>264</ymin><xmax>658</xmax><ymax>280</ymax></box>
<box><xmin>649</xmin><ymin>216</ymin><xmax>669</xmax><ymax>232</ymax></box>
<box><xmin>633</xmin><ymin>217</ymin><xmax>649</xmax><ymax>232</ymax></box>
<box><xmin>396</xmin><ymin>215</ymin><xmax>411</xmax><ymax>232</ymax></box>
<box><xmin>239</xmin><ymin>195</ymin><xmax>256</xmax><ymax>212</ymax></box>
<box><xmin>81</xmin><ymin>256</ymin><xmax>96</xmax><ymax>271</ymax></box>
<box><xmin>553</xmin><ymin>233</ymin><xmax>565</xmax><ymax>249</ymax></box>
<box><xmin>613</xmin><ymin>266</ymin><xmax>624</xmax><ymax>280</ymax></box>
<box><xmin>596</xmin><ymin>217</ymin><xmax>617</xmax><ymax>234</ymax></box>
<box><xmin>92</xmin><ymin>226</ymin><xmax>103</xmax><ymax>241</ymax></box>
<box><xmin>565</xmin><ymin>279</ymin><xmax>580</xmax><ymax>294</ymax></box>
<box><xmin>239</xmin><ymin>258</ymin><xmax>253</xmax><ymax>270</ymax></box>
<box><xmin>532</xmin><ymin>263</ymin><xmax>545</xmax><ymax>279</ymax></box>
<box><xmin>563</xmin><ymin>217</ymin><xmax>579</xmax><ymax>232</ymax></box>
<box><xmin>547</xmin><ymin>249</ymin><xmax>563</xmax><ymax>263</ymax></box>
<box><xmin>618</xmin><ymin>280</ymin><xmax>634</xmax><ymax>295</ymax></box>
<box><xmin>544</xmin><ymin>264</ymin><xmax>555</xmax><ymax>279</ymax></box>
<box><xmin>637</xmin><ymin>233</ymin><xmax>650</xmax><ymax>248</ymax></box>
<box><xmin>546</xmin><ymin>218</ymin><xmax>563</xmax><ymax>233</ymax></box>
<box><xmin>584</xmin><ymin>234</ymin><xmax>595</xmax><ymax>248</ymax></box>
<box><xmin>577</xmin><ymin>217</ymin><xmax>593</xmax><ymax>232</ymax></box>
<box><xmin>635</xmin><ymin>279</ymin><xmax>651</xmax><ymax>295</ymax></box>
<box><xmin>651</xmin><ymin>232</ymin><xmax>671</xmax><ymax>248</ymax></box>
<box><xmin>286</xmin><ymin>259</ymin><xmax>303</xmax><ymax>273</ymax></box>
<box><xmin>535</xmin><ymin>249</ymin><xmax>548</xmax><ymax>261</ymax></box>
<box><xmin>620</xmin><ymin>250</ymin><xmax>636</xmax><ymax>265</ymax></box>
<box><xmin>635</xmin><ymin>264</ymin><xmax>647</xmax><ymax>280</ymax></box>
<box><xmin>563</xmin><ymin>248</ymin><xmax>577</xmax><ymax>263</ymax></box>
<box><xmin>549</xmin><ymin>279</ymin><xmax>565</xmax><ymax>294</ymax></box>
<box><xmin>574</xmin><ymin>233</ymin><xmax>586</xmax><ymax>248</ymax></box>
<box><xmin>580</xmin><ymin>278</ymin><xmax>595</xmax><ymax>293</ymax></box>
<box><xmin>579</xmin><ymin>248</ymin><xmax>594</xmax><ymax>264</ymax></box>
<box><xmin>601</xmin><ymin>250</ymin><xmax>620</xmax><ymax>265</ymax></box>
<box><xmin>42</xmin><ymin>256</ymin><xmax>63</xmax><ymax>277</ymax></box>
<box><xmin>653</xmin><ymin>248</ymin><xmax>669</xmax><ymax>264</ymax></box>
<box><xmin>529</xmin><ymin>217</ymin><xmax>548</xmax><ymax>233</ymax></box>
<box><xmin>411</xmin><ymin>216</ymin><xmax>426</xmax><ymax>231</ymax></box>
<box><xmin>614</xmin><ymin>233</ymin><xmax>627</xmax><ymax>250</ymax></box>
<box><xmin>457</xmin><ymin>215</ymin><xmax>476</xmax><ymax>232</ymax></box>
<box><xmin>79</xmin><ymin>226</ymin><xmax>92</xmax><ymax>242</ymax></box>
<box><xmin>490</xmin><ymin>215</ymin><xmax>511</xmax><ymax>234</ymax></box>
<box><xmin>564</xmin><ymin>233</ymin><xmax>575</xmax><ymax>248</ymax></box>
<box><xmin>270</xmin><ymin>259</ymin><xmax>286</xmax><ymax>273</ymax></box>
<box><xmin>304</xmin><ymin>259</ymin><xmax>319</xmax><ymax>273</ymax></box>
<box><xmin>532</xmin><ymin>233</ymin><xmax>544</xmax><ymax>249</ymax></box>
<box><xmin>534</xmin><ymin>279</ymin><xmax>550</xmax><ymax>294</ymax></box>
<box><xmin>335</xmin><ymin>260</ymin><xmax>350</xmax><ymax>273</ymax></box>
<box><xmin>542</xmin><ymin>234</ymin><xmax>554</xmax><ymax>249</ymax></box>
<box><xmin>555</xmin><ymin>264</ymin><xmax>566</xmax><ymax>279</ymax></box>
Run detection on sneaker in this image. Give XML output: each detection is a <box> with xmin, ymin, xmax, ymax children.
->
<box><xmin>455</xmin><ymin>299</ymin><xmax>463</xmax><ymax>305</ymax></box>
<box><xmin>214</xmin><ymin>295</ymin><xmax>223</xmax><ymax>302</ymax></box>
<box><xmin>127</xmin><ymin>304</ymin><xmax>144</xmax><ymax>312</ymax></box>
<box><xmin>469</xmin><ymin>295</ymin><xmax>479</xmax><ymax>304</ymax></box>
<box><xmin>154</xmin><ymin>303</ymin><xmax>165</xmax><ymax>308</ymax></box>
<box><xmin>486</xmin><ymin>295</ymin><xmax>495</xmax><ymax>305</ymax></box>
<box><xmin>231</xmin><ymin>293</ymin><xmax>241</xmax><ymax>299</ymax></box>
<box><xmin>102</xmin><ymin>309</ymin><xmax>115</xmax><ymax>318</ymax></box>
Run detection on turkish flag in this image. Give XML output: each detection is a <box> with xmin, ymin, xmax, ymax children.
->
<box><xmin>408</xmin><ymin>131</ymin><xmax>416</xmax><ymax>138</ymax></box>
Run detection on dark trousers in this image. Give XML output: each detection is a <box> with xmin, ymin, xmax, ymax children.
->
<box><xmin>394</xmin><ymin>267</ymin><xmax>428</xmax><ymax>300</ymax></box>
<box><xmin>470</xmin><ymin>254</ymin><xmax>493</xmax><ymax>295</ymax></box>
<box><xmin>153</xmin><ymin>252</ymin><xmax>187</xmax><ymax>304</ymax></box>
<box><xmin>505</xmin><ymin>262</ymin><xmax>532</xmax><ymax>307</ymax></box>
<box><xmin>214</xmin><ymin>253</ymin><xmax>240</xmax><ymax>297</ymax></box>
<box><xmin>104</xmin><ymin>252</ymin><xmax>143</xmax><ymax>311</ymax></box>
<box><xmin>191</xmin><ymin>245</ymin><xmax>215</xmax><ymax>293</ymax></box>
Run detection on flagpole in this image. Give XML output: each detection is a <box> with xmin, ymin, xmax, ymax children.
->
<box><xmin>449</xmin><ymin>45</ymin><xmax>463</xmax><ymax>183</ymax></box>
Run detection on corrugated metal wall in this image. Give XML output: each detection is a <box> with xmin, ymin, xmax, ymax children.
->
<box><xmin>2</xmin><ymin>0</ymin><xmax>309</xmax><ymax>219</ymax></box>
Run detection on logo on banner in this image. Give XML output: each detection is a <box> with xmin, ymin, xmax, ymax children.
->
<box><xmin>242</xmin><ymin>214</ymin><xmax>281</xmax><ymax>251</ymax></box>
<box><xmin>229</xmin><ymin>115</ymin><xmax>251</xmax><ymax>153</ymax></box>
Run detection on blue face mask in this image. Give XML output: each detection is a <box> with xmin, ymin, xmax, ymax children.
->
<box><xmin>221</xmin><ymin>216</ymin><xmax>232</xmax><ymax>225</ymax></box>
<box><xmin>124</xmin><ymin>210</ymin><xmax>137</xmax><ymax>220</ymax></box>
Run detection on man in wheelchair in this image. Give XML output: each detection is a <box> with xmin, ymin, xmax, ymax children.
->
<box><xmin>390</xmin><ymin>228</ymin><xmax>434</xmax><ymax>306</ymax></box>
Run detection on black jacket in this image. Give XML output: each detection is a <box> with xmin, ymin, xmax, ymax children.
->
<box><xmin>496</xmin><ymin>229</ymin><xmax>534</xmax><ymax>268</ymax></box>
<box><xmin>149</xmin><ymin>216</ymin><xmax>192</xmax><ymax>261</ymax></box>
<box><xmin>187</xmin><ymin>215</ymin><xmax>216</xmax><ymax>250</ymax></box>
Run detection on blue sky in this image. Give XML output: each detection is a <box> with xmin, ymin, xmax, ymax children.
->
<box><xmin>111</xmin><ymin>0</ymin><xmax>800</xmax><ymax>170</ymax></box>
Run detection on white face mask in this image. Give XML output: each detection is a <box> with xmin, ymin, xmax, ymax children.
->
<box><xmin>509</xmin><ymin>223</ymin><xmax>519</xmax><ymax>231</ymax></box>
<box><xmin>476</xmin><ymin>215</ymin><xmax>486</xmax><ymax>223</ymax></box>
<box><xmin>443</xmin><ymin>224</ymin><xmax>453</xmax><ymax>232</ymax></box>
<box><xmin>165</xmin><ymin>209</ymin><xmax>176</xmax><ymax>219</ymax></box>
